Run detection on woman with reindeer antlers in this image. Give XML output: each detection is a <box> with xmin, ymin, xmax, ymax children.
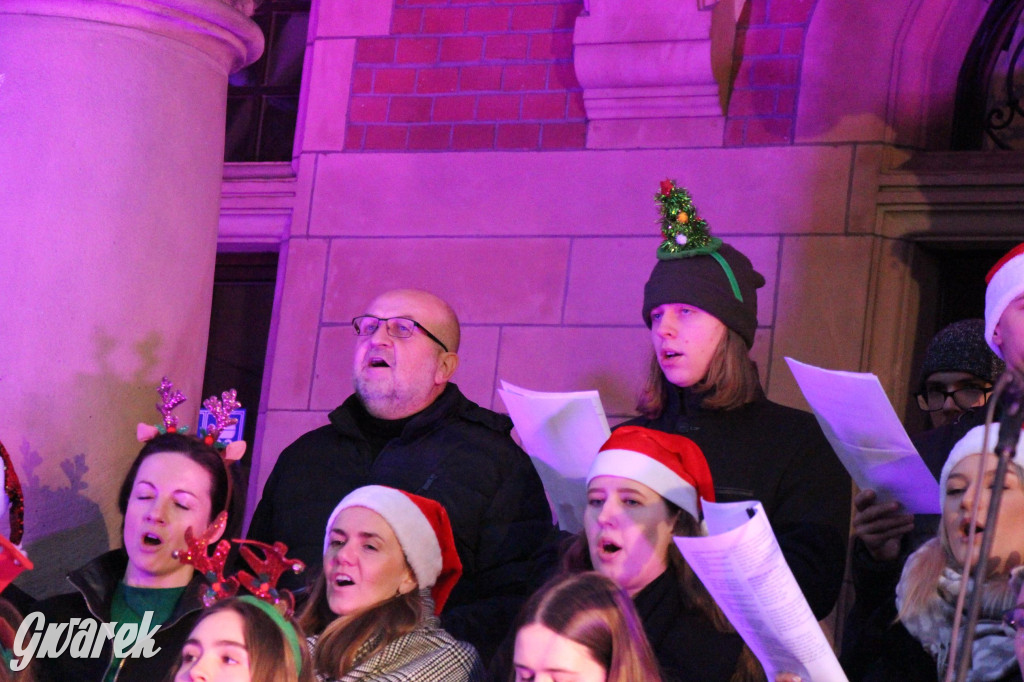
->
<box><xmin>33</xmin><ymin>378</ymin><xmax>245</xmax><ymax>682</ymax></box>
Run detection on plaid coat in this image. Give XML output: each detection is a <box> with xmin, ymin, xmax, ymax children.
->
<box><xmin>309</xmin><ymin>611</ymin><xmax>484</xmax><ymax>682</ymax></box>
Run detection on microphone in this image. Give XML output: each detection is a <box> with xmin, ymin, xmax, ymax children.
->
<box><xmin>996</xmin><ymin>368</ymin><xmax>1024</xmax><ymax>456</ymax></box>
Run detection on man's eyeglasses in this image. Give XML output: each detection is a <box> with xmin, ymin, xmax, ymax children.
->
<box><xmin>915</xmin><ymin>385</ymin><xmax>992</xmax><ymax>412</ymax></box>
<box><xmin>351</xmin><ymin>315</ymin><xmax>449</xmax><ymax>352</ymax></box>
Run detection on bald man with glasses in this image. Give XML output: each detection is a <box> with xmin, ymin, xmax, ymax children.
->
<box><xmin>248</xmin><ymin>289</ymin><xmax>555</xmax><ymax>664</ymax></box>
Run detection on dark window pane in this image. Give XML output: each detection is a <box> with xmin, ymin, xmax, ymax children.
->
<box><xmin>224</xmin><ymin>1</ymin><xmax>309</xmax><ymax>162</ymax></box>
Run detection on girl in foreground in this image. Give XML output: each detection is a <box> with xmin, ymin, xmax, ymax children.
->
<box><xmin>298</xmin><ymin>485</ymin><xmax>483</xmax><ymax>681</ymax></box>
<box><xmin>897</xmin><ymin>424</ymin><xmax>1024</xmax><ymax>681</ymax></box>
<box><xmin>172</xmin><ymin>597</ymin><xmax>313</xmax><ymax>682</ymax></box>
<box><xmin>512</xmin><ymin>571</ymin><xmax>662</xmax><ymax>682</ymax></box>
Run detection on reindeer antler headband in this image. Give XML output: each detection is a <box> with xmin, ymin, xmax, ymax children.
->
<box><xmin>174</xmin><ymin>525</ymin><xmax>306</xmax><ymax>674</ymax></box>
<box><xmin>136</xmin><ymin>377</ymin><xmax>247</xmax><ymax>461</ymax></box>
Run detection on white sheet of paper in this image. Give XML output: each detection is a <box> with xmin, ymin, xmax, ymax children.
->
<box><xmin>784</xmin><ymin>357</ymin><xmax>939</xmax><ymax>514</ymax></box>
<box><xmin>675</xmin><ymin>500</ymin><xmax>849</xmax><ymax>682</ymax></box>
<box><xmin>498</xmin><ymin>381</ymin><xmax>611</xmax><ymax>533</ymax></box>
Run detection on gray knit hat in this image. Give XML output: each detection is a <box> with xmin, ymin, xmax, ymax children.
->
<box><xmin>918</xmin><ymin>318</ymin><xmax>1005</xmax><ymax>391</ymax></box>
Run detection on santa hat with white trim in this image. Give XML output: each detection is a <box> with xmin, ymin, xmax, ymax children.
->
<box><xmin>324</xmin><ymin>485</ymin><xmax>462</xmax><ymax>614</ymax></box>
<box><xmin>985</xmin><ymin>242</ymin><xmax>1024</xmax><ymax>359</ymax></box>
<box><xmin>588</xmin><ymin>426</ymin><xmax>715</xmax><ymax>520</ymax></box>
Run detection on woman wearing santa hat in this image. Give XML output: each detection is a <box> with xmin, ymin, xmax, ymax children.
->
<box><xmin>560</xmin><ymin>426</ymin><xmax>764</xmax><ymax>682</ymax></box>
<box><xmin>623</xmin><ymin>180</ymin><xmax>850</xmax><ymax>621</ymax></box>
<box><xmin>297</xmin><ymin>485</ymin><xmax>483</xmax><ymax>681</ymax></box>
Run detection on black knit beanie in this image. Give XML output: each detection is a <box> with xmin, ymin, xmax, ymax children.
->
<box><xmin>917</xmin><ymin>318</ymin><xmax>1005</xmax><ymax>390</ymax></box>
<box><xmin>642</xmin><ymin>242</ymin><xmax>765</xmax><ymax>347</ymax></box>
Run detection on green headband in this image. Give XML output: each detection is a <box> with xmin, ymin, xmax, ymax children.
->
<box><xmin>237</xmin><ymin>596</ymin><xmax>303</xmax><ymax>676</ymax></box>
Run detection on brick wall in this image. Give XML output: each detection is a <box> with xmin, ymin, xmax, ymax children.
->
<box><xmin>726</xmin><ymin>0</ymin><xmax>816</xmax><ymax>145</ymax></box>
<box><xmin>345</xmin><ymin>0</ymin><xmax>587</xmax><ymax>152</ymax></box>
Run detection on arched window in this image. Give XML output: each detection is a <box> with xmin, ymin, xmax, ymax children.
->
<box><xmin>952</xmin><ymin>0</ymin><xmax>1024</xmax><ymax>149</ymax></box>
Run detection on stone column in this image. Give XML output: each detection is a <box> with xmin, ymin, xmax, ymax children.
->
<box><xmin>0</xmin><ymin>0</ymin><xmax>262</xmax><ymax>596</ymax></box>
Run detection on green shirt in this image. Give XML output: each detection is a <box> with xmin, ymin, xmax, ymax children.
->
<box><xmin>104</xmin><ymin>582</ymin><xmax>185</xmax><ymax>682</ymax></box>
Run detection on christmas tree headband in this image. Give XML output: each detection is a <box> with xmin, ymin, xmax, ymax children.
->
<box><xmin>174</xmin><ymin>515</ymin><xmax>306</xmax><ymax>674</ymax></box>
<box><xmin>655</xmin><ymin>179</ymin><xmax>743</xmax><ymax>303</ymax></box>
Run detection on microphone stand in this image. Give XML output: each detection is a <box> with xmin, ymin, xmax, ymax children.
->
<box><xmin>947</xmin><ymin>369</ymin><xmax>1024</xmax><ymax>682</ymax></box>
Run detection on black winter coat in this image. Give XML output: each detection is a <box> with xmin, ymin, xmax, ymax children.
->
<box><xmin>634</xmin><ymin>568</ymin><xmax>746</xmax><ymax>682</ymax></box>
<box><xmin>624</xmin><ymin>386</ymin><xmax>851</xmax><ymax>619</ymax></box>
<box><xmin>248</xmin><ymin>383</ymin><xmax>557</xmax><ymax>663</ymax></box>
<box><xmin>32</xmin><ymin>549</ymin><xmax>204</xmax><ymax>682</ymax></box>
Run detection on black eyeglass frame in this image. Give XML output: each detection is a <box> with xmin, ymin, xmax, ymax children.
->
<box><xmin>914</xmin><ymin>385</ymin><xmax>993</xmax><ymax>413</ymax></box>
<box><xmin>351</xmin><ymin>315</ymin><xmax>449</xmax><ymax>352</ymax></box>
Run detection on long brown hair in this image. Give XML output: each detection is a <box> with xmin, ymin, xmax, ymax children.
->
<box><xmin>637</xmin><ymin>328</ymin><xmax>760</xmax><ymax>418</ymax></box>
<box><xmin>297</xmin><ymin>570</ymin><xmax>422</xmax><ymax>677</ymax></box>
<box><xmin>513</xmin><ymin>571</ymin><xmax>663</xmax><ymax>682</ymax></box>
<box><xmin>563</xmin><ymin>502</ymin><xmax>765</xmax><ymax>682</ymax></box>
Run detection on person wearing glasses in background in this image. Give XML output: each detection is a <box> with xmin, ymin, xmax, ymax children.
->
<box><xmin>248</xmin><ymin>289</ymin><xmax>556</xmax><ymax>667</ymax></box>
<box><xmin>915</xmin><ymin>318</ymin><xmax>1003</xmax><ymax>430</ymax></box>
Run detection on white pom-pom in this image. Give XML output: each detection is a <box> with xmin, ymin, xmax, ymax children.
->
<box><xmin>675</xmin><ymin>234</ymin><xmax>688</xmax><ymax>246</ymax></box>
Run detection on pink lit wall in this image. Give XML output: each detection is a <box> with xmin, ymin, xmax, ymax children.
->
<box><xmin>248</xmin><ymin>0</ymin><xmax>986</xmax><ymax>511</ymax></box>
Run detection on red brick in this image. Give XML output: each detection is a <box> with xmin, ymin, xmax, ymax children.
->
<box><xmin>529</xmin><ymin>32</ymin><xmax>574</xmax><ymax>60</ymax></box>
<box><xmin>485</xmin><ymin>34</ymin><xmax>529</xmax><ymax>60</ymax></box>
<box><xmin>373</xmin><ymin>68</ymin><xmax>416</xmax><ymax>94</ymax></box>
<box><xmin>496</xmin><ymin>123</ymin><xmax>540</xmax><ymax>149</ymax></box>
<box><xmin>364</xmin><ymin>125</ymin><xmax>408</xmax><ymax>150</ymax></box>
<box><xmin>408</xmin><ymin>124</ymin><xmax>452</xmax><ymax>150</ymax></box>
<box><xmin>351</xmin><ymin>67</ymin><xmax>374</xmax><ymax>94</ymax></box>
<box><xmin>389</xmin><ymin>96</ymin><xmax>433</xmax><ymax>122</ymax></box>
<box><xmin>553</xmin><ymin>2</ymin><xmax>583</xmax><ymax>29</ymax></box>
<box><xmin>396</xmin><ymin>37</ymin><xmax>440</xmax><ymax>64</ymax></box>
<box><xmin>768</xmin><ymin>0</ymin><xmax>814</xmax><ymax>24</ymax></box>
<box><xmin>392</xmin><ymin>8</ymin><xmax>422</xmax><ymax>34</ymax></box>
<box><xmin>460</xmin><ymin>65</ymin><xmax>503</xmax><ymax>90</ymax></box>
<box><xmin>540</xmin><ymin>121</ymin><xmax>586</xmax><ymax>149</ymax></box>
<box><xmin>503</xmin><ymin>64</ymin><xmax>548</xmax><ymax>91</ymax></box>
<box><xmin>440</xmin><ymin>36</ymin><xmax>484</xmax><ymax>63</ymax></box>
<box><xmin>467</xmin><ymin>7</ymin><xmax>510</xmax><ymax>32</ymax></box>
<box><xmin>566</xmin><ymin>91</ymin><xmax>585</xmax><ymax>118</ymax></box>
<box><xmin>416</xmin><ymin>67</ymin><xmax>459</xmax><ymax>94</ymax></box>
<box><xmin>453</xmin><ymin>124</ymin><xmax>496</xmax><ymax>150</ymax></box>
<box><xmin>478</xmin><ymin>93</ymin><xmax>521</xmax><ymax>119</ymax></box>
<box><xmin>432</xmin><ymin>95</ymin><xmax>477</xmax><ymax>122</ymax></box>
<box><xmin>727</xmin><ymin>88</ymin><xmax>775</xmax><ymax>117</ymax></box>
<box><xmin>781</xmin><ymin>27</ymin><xmax>805</xmax><ymax>55</ymax></box>
<box><xmin>776</xmin><ymin>88</ymin><xmax>797</xmax><ymax>115</ymax></box>
<box><xmin>743</xmin><ymin>116</ymin><xmax>793</xmax><ymax>145</ymax></box>
<box><xmin>511</xmin><ymin>5</ymin><xmax>555</xmax><ymax>31</ymax></box>
<box><xmin>355</xmin><ymin>38</ymin><xmax>396</xmax><ymax>64</ymax></box>
<box><xmin>349</xmin><ymin>96</ymin><xmax>389</xmax><ymax>123</ymax></box>
<box><xmin>724</xmin><ymin>119</ymin><xmax>745</xmax><ymax>146</ymax></box>
<box><xmin>344</xmin><ymin>125</ymin><xmax>365</xmax><ymax>150</ymax></box>
<box><xmin>422</xmin><ymin>8</ymin><xmax>466</xmax><ymax>33</ymax></box>
<box><xmin>548</xmin><ymin>62</ymin><xmax>581</xmax><ymax>89</ymax></box>
<box><xmin>522</xmin><ymin>92</ymin><xmax>566</xmax><ymax>119</ymax></box>
<box><xmin>750</xmin><ymin>57</ymin><xmax>799</xmax><ymax>87</ymax></box>
<box><xmin>744</xmin><ymin>27</ymin><xmax>782</xmax><ymax>55</ymax></box>
<box><xmin>733</xmin><ymin>60</ymin><xmax>753</xmax><ymax>88</ymax></box>
<box><xmin>744</xmin><ymin>0</ymin><xmax>768</xmax><ymax>25</ymax></box>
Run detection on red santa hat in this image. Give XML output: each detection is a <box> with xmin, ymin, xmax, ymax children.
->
<box><xmin>985</xmin><ymin>242</ymin><xmax>1024</xmax><ymax>359</ymax></box>
<box><xmin>323</xmin><ymin>485</ymin><xmax>462</xmax><ymax>614</ymax></box>
<box><xmin>587</xmin><ymin>426</ymin><xmax>715</xmax><ymax>519</ymax></box>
